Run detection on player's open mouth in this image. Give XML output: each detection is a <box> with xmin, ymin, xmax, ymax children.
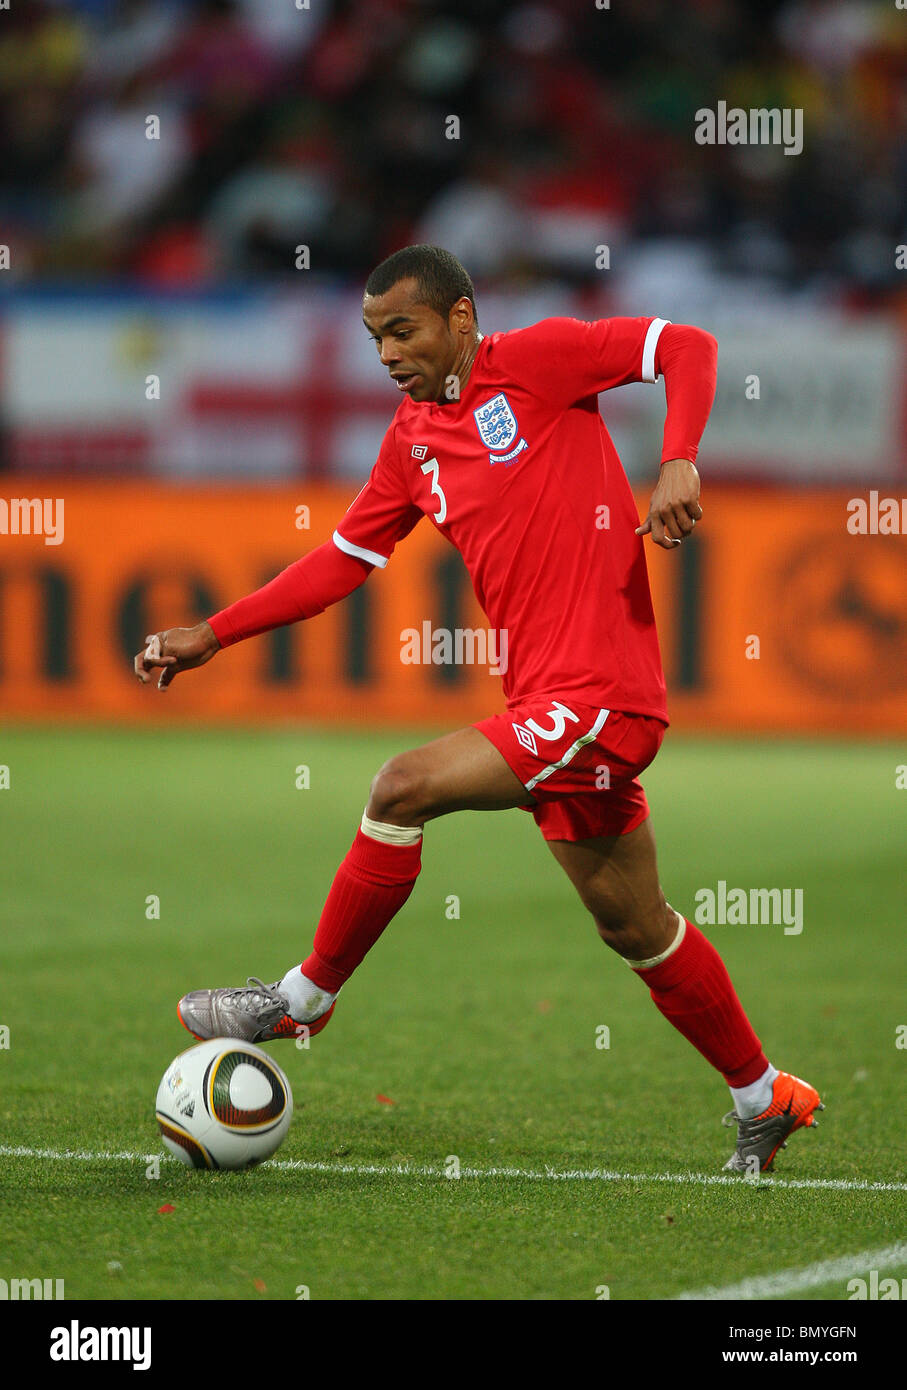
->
<box><xmin>393</xmin><ymin>373</ymin><xmax>420</xmax><ymax>392</ymax></box>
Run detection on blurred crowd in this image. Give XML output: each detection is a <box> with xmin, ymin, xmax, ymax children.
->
<box><xmin>2</xmin><ymin>0</ymin><xmax>907</xmax><ymax>303</ymax></box>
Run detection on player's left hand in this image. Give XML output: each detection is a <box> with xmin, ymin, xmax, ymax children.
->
<box><xmin>636</xmin><ymin>458</ymin><xmax>702</xmax><ymax>549</ymax></box>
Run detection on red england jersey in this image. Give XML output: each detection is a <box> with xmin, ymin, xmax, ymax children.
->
<box><xmin>332</xmin><ymin>316</ymin><xmax>675</xmax><ymax>721</ymax></box>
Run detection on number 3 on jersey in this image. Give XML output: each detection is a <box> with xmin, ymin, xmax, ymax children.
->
<box><xmin>420</xmin><ymin>457</ymin><xmax>447</xmax><ymax>524</ymax></box>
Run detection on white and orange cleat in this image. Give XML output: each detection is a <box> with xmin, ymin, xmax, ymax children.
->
<box><xmin>723</xmin><ymin>1071</ymin><xmax>824</xmax><ymax>1173</ymax></box>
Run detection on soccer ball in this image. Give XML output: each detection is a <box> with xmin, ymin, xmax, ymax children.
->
<box><xmin>155</xmin><ymin>1039</ymin><xmax>293</xmax><ymax>1170</ymax></box>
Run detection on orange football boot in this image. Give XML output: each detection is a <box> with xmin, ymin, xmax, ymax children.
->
<box><xmin>723</xmin><ymin>1071</ymin><xmax>824</xmax><ymax>1173</ymax></box>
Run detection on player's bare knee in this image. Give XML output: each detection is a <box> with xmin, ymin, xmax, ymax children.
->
<box><xmin>593</xmin><ymin>894</ymin><xmax>676</xmax><ymax>958</ymax></box>
<box><xmin>367</xmin><ymin>757</ymin><xmax>429</xmax><ymax>825</ymax></box>
<box><xmin>593</xmin><ymin>911</ymin><xmax>639</xmax><ymax>952</ymax></box>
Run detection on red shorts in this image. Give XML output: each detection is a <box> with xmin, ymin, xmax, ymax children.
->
<box><xmin>474</xmin><ymin>698</ymin><xmax>667</xmax><ymax>842</ymax></box>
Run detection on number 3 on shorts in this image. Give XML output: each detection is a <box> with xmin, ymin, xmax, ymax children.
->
<box><xmin>524</xmin><ymin>700</ymin><xmax>581</xmax><ymax>742</ymax></box>
<box><xmin>421</xmin><ymin>457</ymin><xmax>448</xmax><ymax>524</ymax></box>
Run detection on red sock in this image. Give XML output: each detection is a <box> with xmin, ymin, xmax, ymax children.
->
<box><xmin>634</xmin><ymin>919</ymin><xmax>768</xmax><ymax>1087</ymax></box>
<box><xmin>301</xmin><ymin>829</ymin><xmax>422</xmax><ymax>993</ymax></box>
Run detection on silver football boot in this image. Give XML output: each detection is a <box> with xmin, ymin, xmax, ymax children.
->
<box><xmin>177</xmin><ymin>976</ymin><xmax>335</xmax><ymax>1043</ymax></box>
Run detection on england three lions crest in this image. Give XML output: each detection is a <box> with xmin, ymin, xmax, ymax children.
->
<box><xmin>474</xmin><ymin>393</ymin><xmax>528</xmax><ymax>465</ymax></box>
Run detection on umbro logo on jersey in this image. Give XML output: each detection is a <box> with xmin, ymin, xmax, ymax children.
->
<box><xmin>411</xmin><ymin>444</ymin><xmax>429</xmax><ymax>460</ymax></box>
<box><xmin>474</xmin><ymin>393</ymin><xmax>528</xmax><ymax>466</ymax></box>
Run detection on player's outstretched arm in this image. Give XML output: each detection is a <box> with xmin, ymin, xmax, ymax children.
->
<box><xmin>133</xmin><ymin>541</ymin><xmax>373</xmax><ymax>691</ymax></box>
<box><xmin>635</xmin><ymin>458</ymin><xmax>702</xmax><ymax>550</ymax></box>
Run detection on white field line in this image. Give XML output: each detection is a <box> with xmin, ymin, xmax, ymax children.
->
<box><xmin>675</xmin><ymin>1241</ymin><xmax>907</xmax><ymax>1301</ymax></box>
<box><xmin>1</xmin><ymin>1144</ymin><xmax>906</xmax><ymax>1194</ymax></box>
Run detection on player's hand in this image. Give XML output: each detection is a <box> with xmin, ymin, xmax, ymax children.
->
<box><xmin>134</xmin><ymin>621</ymin><xmax>220</xmax><ymax>690</ymax></box>
<box><xmin>636</xmin><ymin>459</ymin><xmax>702</xmax><ymax>549</ymax></box>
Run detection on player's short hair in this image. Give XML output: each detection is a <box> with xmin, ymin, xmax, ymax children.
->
<box><xmin>364</xmin><ymin>245</ymin><xmax>478</xmax><ymax>326</ymax></box>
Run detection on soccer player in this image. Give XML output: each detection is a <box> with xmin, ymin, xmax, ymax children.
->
<box><xmin>135</xmin><ymin>245</ymin><xmax>822</xmax><ymax>1173</ymax></box>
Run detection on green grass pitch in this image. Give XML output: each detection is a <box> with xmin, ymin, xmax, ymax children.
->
<box><xmin>0</xmin><ymin>725</ymin><xmax>904</xmax><ymax>1301</ymax></box>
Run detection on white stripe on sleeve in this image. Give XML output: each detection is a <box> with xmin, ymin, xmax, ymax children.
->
<box><xmin>641</xmin><ymin>317</ymin><xmax>671</xmax><ymax>383</ymax></box>
<box><xmin>332</xmin><ymin>529</ymin><xmax>389</xmax><ymax>569</ymax></box>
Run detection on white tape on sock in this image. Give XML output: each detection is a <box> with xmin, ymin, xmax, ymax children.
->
<box><xmin>624</xmin><ymin>910</ymin><xmax>686</xmax><ymax>971</ymax></box>
<box><xmin>360</xmin><ymin>811</ymin><xmax>423</xmax><ymax>846</ymax></box>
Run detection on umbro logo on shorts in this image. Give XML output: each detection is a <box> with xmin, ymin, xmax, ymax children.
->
<box><xmin>514</xmin><ymin>724</ymin><xmax>539</xmax><ymax>757</ymax></box>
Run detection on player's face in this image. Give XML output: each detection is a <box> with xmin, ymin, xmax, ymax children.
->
<box><xmin>362</xmin><ymin>278</ymin><xmax>468</xmax><ymax>404</ymax></box>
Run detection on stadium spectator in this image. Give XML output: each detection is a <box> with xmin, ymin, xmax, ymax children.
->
<box><xmin>0</xmin><ymin>0</ymin><xmax>903</xmax><ymax>301</ymax></box>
